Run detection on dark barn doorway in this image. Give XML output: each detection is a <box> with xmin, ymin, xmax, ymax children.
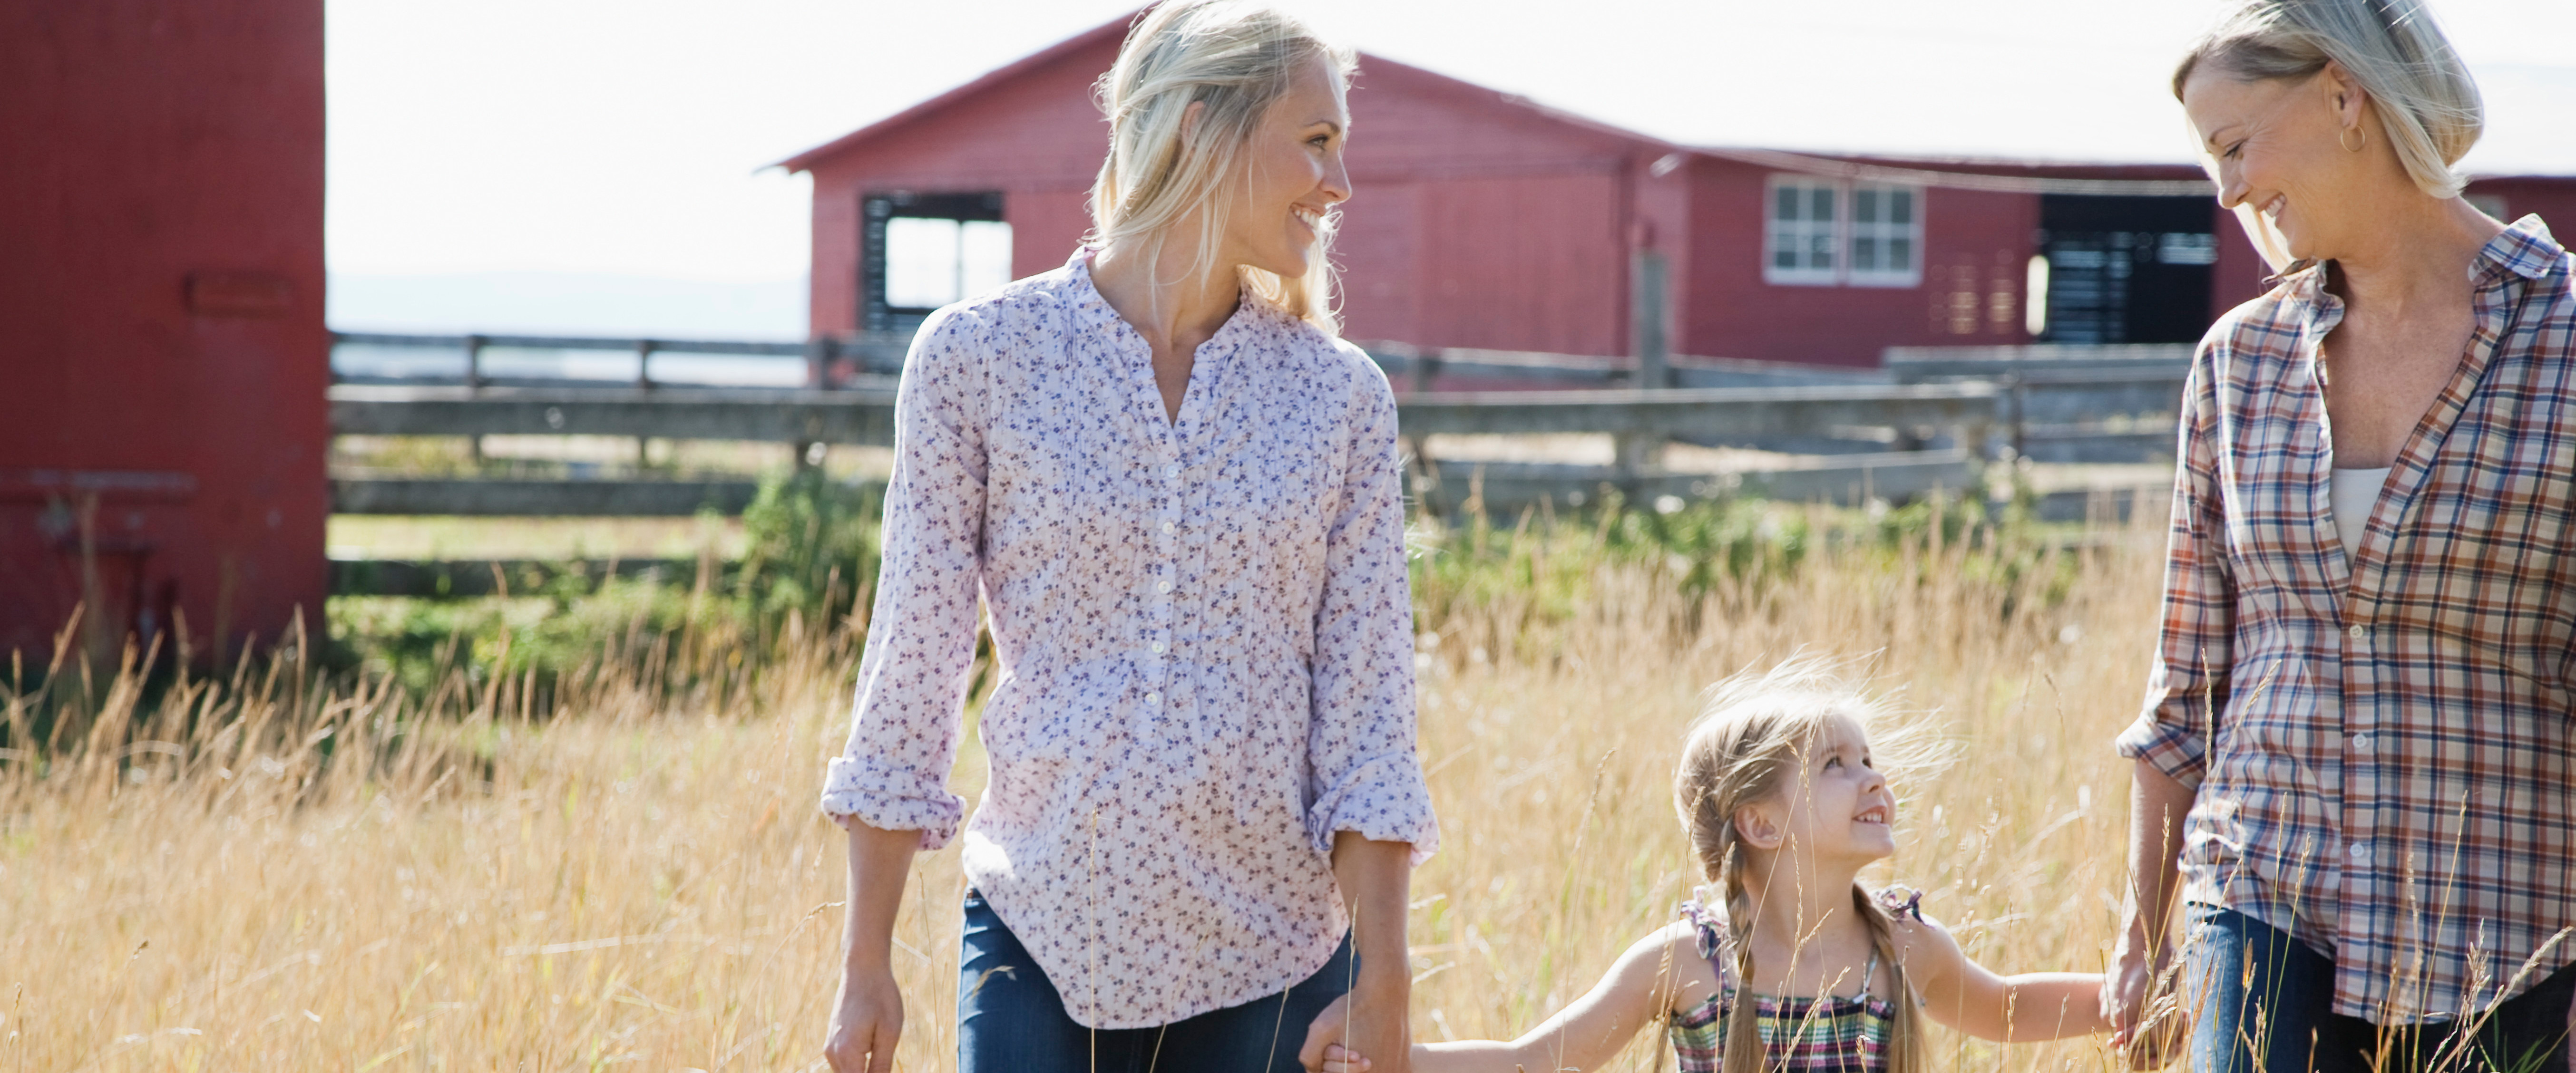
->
<box><xmin>2037</xmin><ymin>194</ymin><xmax>2217</xmax><ymax>345</ymax></box>
<box><xmin>862</xmin><ymin>190</ymin><xmax>1008</xmax><ymax>333</ymax></box>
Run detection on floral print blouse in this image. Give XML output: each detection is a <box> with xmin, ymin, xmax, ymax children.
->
<box><xmin>820</xmin><ymin>249</ymin><xmax>1439</xmax><ymax>1029</ymax></box>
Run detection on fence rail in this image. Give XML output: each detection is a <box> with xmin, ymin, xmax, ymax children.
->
<box><xmin>327</xmin><ymin>333</ymin><xmax>2189</xmax><ymax>520</ymax></box>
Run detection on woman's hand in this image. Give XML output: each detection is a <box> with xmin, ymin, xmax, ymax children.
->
<box><xmin>1299</xmin><ymin>997</ymin><xmax>1364</xmax><ymax>1072</ymax></box>
<box><xmin>823</xmin><ymin>822</ymin><xmax>920</xmax><ymax>1073</ymax></box>
<box><xmin>824</xmin><ymin>965</ymin><xmax>905</xmax><ymax>1073</ymax></box>
<box><xmin>1313</xmin><ymin>1039</ymin><xmax>1370</xmax><ymax>1073</ymax></box>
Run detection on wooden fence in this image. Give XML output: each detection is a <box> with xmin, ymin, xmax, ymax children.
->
<box><xmin>327</xmin><ymin>332</ymin><xmax>2178</xmax><ymax>524</ymax></box>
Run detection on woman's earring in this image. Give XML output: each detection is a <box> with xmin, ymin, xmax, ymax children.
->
<box><xmin>2341</xmin><ymin>125</ymin><xmax>2366</xmax><ymax>153</ymax></box>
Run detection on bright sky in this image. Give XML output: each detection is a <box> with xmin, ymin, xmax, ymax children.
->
<box><xmin>325</xmin><ymin>0</ymin><xmax>2576</xmax><ymax>284</ymax></box>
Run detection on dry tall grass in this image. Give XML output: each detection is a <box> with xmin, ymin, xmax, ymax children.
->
<box><xmin>2</xmin><ymin>516</ymin><xmax>2164</xmax><ymax>1071</ymax></box>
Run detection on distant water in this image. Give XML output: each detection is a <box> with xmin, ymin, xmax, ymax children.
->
<box><xmin>329</xmin><ymin>271</ymin><xmax>812</xmax><ymax>387</ymax></box>
<box><xmin>330</xmin><ymin>271</ymin><xmax>806</xmax><ymax>338</ymax></box>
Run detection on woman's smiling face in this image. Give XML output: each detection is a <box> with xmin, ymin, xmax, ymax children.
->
<box><xmin>1219</xmin><ymin>53</ymin><xmax>1351</xmax><ymax>281</ymax></box>
<box><xmin>2183</xmin><ymin>66</ymin><xmax>2367</xmax><ymax>262</ymax></box>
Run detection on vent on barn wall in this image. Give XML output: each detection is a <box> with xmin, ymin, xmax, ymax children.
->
<box><xmin>862</xmin><ymin>191</ymin><xmax>1012</xmax><ymax>335</ymax></box>
<box><xmin>2035</xmin><ymin>194</ymin><xmax>2216</xmax><ymax>345</ymax></box>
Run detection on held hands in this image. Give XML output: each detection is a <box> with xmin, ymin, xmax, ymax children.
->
<box><xmin>2102</xmin><ymin>942</ymin><xmax>2188</xmax><ymax>1070</ymax></box>
<box><xmin>1297</xmin><ymin>974</ymin><xmax>1411</xmax><ymax>1073</ymax></box>
<box><xmin>1314</xmin><ymin>1040</ymin><xmax>1371</xmax><ymax>1073</ymax></box>
<box><xmin>1298</xmin><ymin>995</ymin><xmax>1361</xmax><ymax>1073</ymax></box>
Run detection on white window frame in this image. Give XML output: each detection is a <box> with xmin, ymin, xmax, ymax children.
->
<box><xmin>1763</xmin><ymin>176</ymin><xmax>1842</xmax><ymax>286</ymax></box>
<box><xmin>1762</xmin><ymin>175</ymin><xmax>1924</xmax><ymax>288</ymax></box>
<box><xmin>1844</xmin><ymin>182</ymin><xmax>1923</xmax><ymax>288</ymax></box>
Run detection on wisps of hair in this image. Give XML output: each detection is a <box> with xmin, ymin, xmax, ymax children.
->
<box><xmin>2174</xmin><ymin>0</ymin><xmax>2482</xmax><ymax>198</ymax></box>
<box><xmin>1087</xmin><ymin>0</ymin><xmax>1356</xmax><ymax>332</ymax></box>
<box><xmin>1670</xmin><ymin>654</ymin><xmax>1950</xmax><ymax>1073</ymax></box>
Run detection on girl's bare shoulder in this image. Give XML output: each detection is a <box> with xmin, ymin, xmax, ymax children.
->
<box><xmin>1605</xmin><ymin>920</ymin><xmax>1724</xmax><ymax>1017</ymax></box>
<box><xmin>1873</xmin><ymin>886</ymin><xmax>1965</xmax><ymax>977</ymax></box>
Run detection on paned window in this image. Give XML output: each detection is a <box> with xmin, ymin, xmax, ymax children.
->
<box><xmin>1846</xmin><ymin>183</ymin><xmax>1922</xmax><ymax>286</ymax></box>
<box><xmin>1764</xmin><ymin>177</ymin><xmax>1925</xmax><ymax>288</ymax></box>
<box><xmin>1766</xmin><ymin>179</ymin><xmax>1840</xmax><ymax>283</ymax></box>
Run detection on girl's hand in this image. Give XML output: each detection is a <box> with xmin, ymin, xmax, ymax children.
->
<box><xmin>1317</xmin><ymin>1042</ymin><xmax>1372</xmax><ymax>1073</ymax></box>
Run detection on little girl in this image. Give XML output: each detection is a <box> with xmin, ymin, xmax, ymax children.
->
<box><xmin>1320</xmin><ymin>660</ymin><xmax>2118</xmax><ymax>1073</ymax></box>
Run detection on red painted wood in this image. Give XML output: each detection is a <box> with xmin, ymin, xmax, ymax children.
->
<box><xmin>790</xmin><ymin>13</ymin><xmax>2576</xmax><ymax>376</ymax></box>
<box><xmin>0</xmin><ymin>0</ymin><xmax>328</xmax><ymax>662</ymax></box>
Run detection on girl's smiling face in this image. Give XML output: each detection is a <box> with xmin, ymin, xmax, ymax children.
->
<box><xmin>1739</xmin><ymin>713</ymin><xmax>1899</xmax><ymax>866</ymax></box>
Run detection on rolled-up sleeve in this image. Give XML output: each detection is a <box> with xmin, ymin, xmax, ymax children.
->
<box><xmin>1303</xmin><ymin>357</ymin><xmax>1439</xmax><ymax>865</ymax></box>
<box><xmin>2116</xmin><ymin>349</ymin><xmax>2231</xmax><ymax>789</ymax></box>
<box><xmin>819</xmin><ymin>308</ymin><xmax>989</xmax><ymax>848</ymax></box>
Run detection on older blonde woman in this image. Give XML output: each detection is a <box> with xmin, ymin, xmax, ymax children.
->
<box><xmin>2105</xmin><ymin>1</ymin><xmax>2576</xmax><ymax>1071</ymax></box>
<box><xmin>818</xmin><ymin>3</ymin><xmax>1435</xmax><ymax>1072</ymax></box>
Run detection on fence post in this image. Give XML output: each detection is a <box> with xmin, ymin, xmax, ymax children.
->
<box><xmin>1616</xmin><ymin>251</ymin><xmax>1671</xmax><ymax>480</ymax></box>
<box><xmin>806</xmin><ymin>337</ymin><xmax>830</xmax><ymax>390</ymax></box>
<box><xmin>464</xmin><ymin>333</ymin><xmax>487</xmax><ymax>391</ymax></box>
<box><xmin>1632</xmin><ymin>251</ymin><xmax>1669</xmax><ymax>391</ymax></box>
<box><xmin>634</xmin><ymin>339</ymin><xmax>657</xmax><ymax>468</ymax></box>
<box><xmin>2007</xmin><ymin>371</ymin><xmax>2028</xmax><ymax>460</ymax></box>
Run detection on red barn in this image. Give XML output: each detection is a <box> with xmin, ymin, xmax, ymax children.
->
<box><xmin>782</xmin><ymin>13</ymin><xmax>2576</xmax><ymax>371</ymax></box>
<box><xmin>0</xmin><ymin>0</ymin><xmax>328</xmax><ymax>663</ymax></box>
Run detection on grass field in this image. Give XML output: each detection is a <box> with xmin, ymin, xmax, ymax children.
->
<box><xmin>2</xmin><ymin>503</ymin><xmax>2162</xmax><ymax>1071</ymax></box>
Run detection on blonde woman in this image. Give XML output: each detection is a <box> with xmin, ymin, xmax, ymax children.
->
<box><xmin>818</xmin><ymin>3</ymin><xmax>1435</xmax><ymax>1072</ymax></box>
<box><xmin>2109</xmin><ymin>1</ymin><xmax>2576</xmax><ymax>1070</ymax></box>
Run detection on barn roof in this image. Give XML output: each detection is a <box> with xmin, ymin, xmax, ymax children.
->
<box><xmin>773</xmin><ymin>10</ymin><xmax>1678</xmax><ymax>176</ymax></box>
<box><xmin>775</xmin><ymin>9</ymin><xmax>2551</xmax><ymax>197</ymax></box>
<box><xmin>772</xmin><ymin>13</ymin><xmax>1138</xmax><ymax>174</ymax></box>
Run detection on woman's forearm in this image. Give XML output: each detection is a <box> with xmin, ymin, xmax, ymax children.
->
<box><xmin>1331</xmin><ymin>832</ymin><xmax>1415</xmax><ymax>1071</ymax></box>
<box><xmin>2124</xmin><ymin>762</ymin><xmax>2195</xmax><ymax>955</ymax></box>
<box><xmin>842</xmin><ymin>822</ymin><xmax>920</xmax><ymax>970</ymax></box>
<box><xmin>1332</xmin><ymin>832</ymin><xmax>1412</xmax><ymax>972</ymax></box>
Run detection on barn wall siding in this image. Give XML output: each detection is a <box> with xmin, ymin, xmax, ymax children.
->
<box><xmin>1681</xmin><ymin>162</ymin><xmax>2037</xmax><ymax>367</ymax></box>
<box><xmin>0</xmin><ymin>0</ymin><xmax>327</xmax><ymax>660</ymax></box>
<box><xmin>1415</xmin><ymin>172</ymin><xmax>1629</xmax><ymax>355</ymax></box>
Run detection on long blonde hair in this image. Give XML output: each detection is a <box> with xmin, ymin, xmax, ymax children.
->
<box><xmin>1087</xmin><ymin>0</ymin><xmax>1355</xmax><ymax>332</ymax></box>
<box><xmin>2174</xmin><ymin>0</ymin><xmax>2482</xmax><ymax>199</ymax></box>
<box><xmin>1672</xmin><ymin>658</ymin><xmax>1943</xmax><ymax>1073</ymax></box>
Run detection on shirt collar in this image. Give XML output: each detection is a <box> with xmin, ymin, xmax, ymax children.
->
<box><xmin>2478</xmin><ymin>214</ymin><xmax>2564</xmax><ymax>282</ymax></box>
<box><xmin>1062</xmin><ymin>246</ymin><xmax>1281</xmax><ymax>348</ymax></box>
<box><xmin>2267</xmin><ymin>213</ymin><xmax>2566</xmax><ymax>308</ymax></box>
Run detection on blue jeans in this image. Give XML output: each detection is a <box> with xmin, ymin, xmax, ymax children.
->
<box><xmin>957</xmin><ymin>890</ymin><xmax>1354</xmax><ymax>1073</ymax></box>
<box><xmin>2185</xmin><ymin>905</ymin><xmax>2574</xmax><ymax>1073</ymax></box>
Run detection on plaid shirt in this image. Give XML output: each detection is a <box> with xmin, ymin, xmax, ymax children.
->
<box><xmin>2118</xmin><ymin>216</ymin><xmax>2576</xmax><ymax>1023</ymax></box>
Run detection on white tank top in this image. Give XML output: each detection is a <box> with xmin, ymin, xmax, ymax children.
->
<box><xmin>2332</xmin><ymin>467</ymin><xmax>2391</xmax><ymax>556</ymax></box>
